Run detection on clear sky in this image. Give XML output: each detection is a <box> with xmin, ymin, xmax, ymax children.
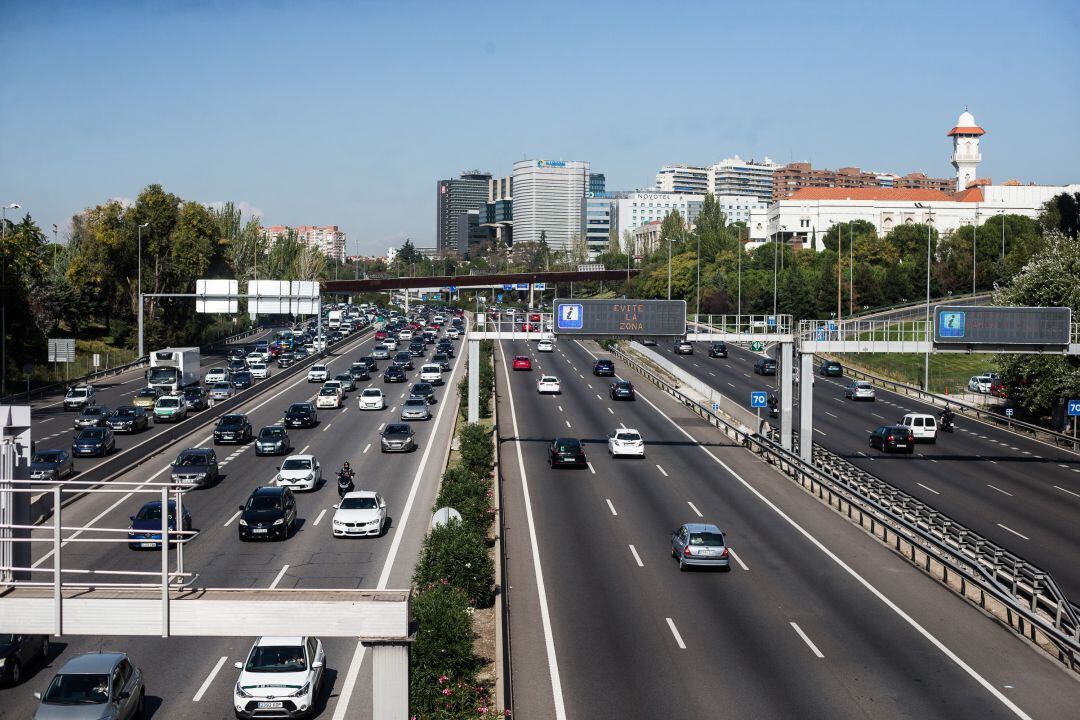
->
<box><xmin>2</xmin><ymin>0</ymin><xmax>1077</xmax><ymax>254</ymax></box>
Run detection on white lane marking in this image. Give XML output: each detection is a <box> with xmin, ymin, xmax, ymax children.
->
<box><xmin>607</xmin><ymin>408</ymin><xmax>614</xmax><ymax>415</ymax></box>
<box><xmin>656</xmin><ymin>465</ymin><xmax>669</xmax><ymax>477</ymax></box>
<box><xmin>557</xmin><ymin>405</ymin><xmax>563</xmax><ymax>412</ymax></box>
<box><xmin>299</xmin><ymin>444</ymin><xmax>310</xmax><ymax>455</ymax></box>
<box><xmin>825</xmin><ymin>411</ymin><xmax>838</xmax><ymax>418</ymax></box>
<box><xmin>872</xmin><ymin>413</ymin><xmax>885</xmax><ymax>419</ymax></box>
<box><xmin>223</xmin><ymin>510</ymin><xmax>241</xmax><ymax>527</ymax></box>
<box><xmin>1058</xmin><ymin>464</ymin><xmax>1070</xmax><ymax>469</ymax></box>
<box><xmin>628</xmin><ymin>544</ymin><xmax>644</xmax><ymax>567</ymax></box>
<box><xmin>192</xmin><ymin>655</ymin><xmax>229</xmax><ymax>702</ymax></box>
<box><xmin>631</xmin><ymin>389</ymin><xmax>1038</xmax><ymax>720</ymax></box>
<box><xmin>269</xmin><ymin>564</ymin><xmax>290</xmax><ymax>589</ymax></box>
<box><xmin>728</xmin><ymin>547</ymin><xmax>749</xmax><ymax>571</ymax></box>
<box><xmin>378</xmin><ymin>423</ymin><xmax>385</xmax><ymax>431</ymax></box>
<box><xmin>1054</xmin><ymin>485</ymin><xmax>1080</xmax><ymax>498</ymax></box>
<box><xmin>814</xmin><ymin>428</ymin><xmax>827</xmax><ymax>436</ymax></box>
<box><xmin>313</xmin><ymin>508</ymin><xmax>328</xmax><ymax>526</ymax></box>
<box><xmin>596</xmin><ymin>394</ymin><xmax>601</xmax><ymax>400</ymax></box>
<box><xmin>606</xmin><ymin>498</ymin><xmax>617</xmax><ymax>516</ymax></box>
<box><xmin>727</xmin><ymin>382</ymin><xmax>735</xmax><ymax>388</ymax></box>
<box><xmin>790</xmin><ymin>622</ymin><xmax>825</xmax><ymax>658</ymax></box>
<box><xmin>587</xmin><ymin>462</ymin><xmax>596</xmax><ymax>475</ymax></box>
<box><xmin>579</xmin><ymin>374</ymin><xmax>585</xmax><ymax>380</ymax></box>
<box><xmin>494</xmin><ymin>338</ymin><xmax>568</xmax><ymax>720</ymax></box>
<box><xmin>916</xmin><ymin>482</ymin><xmax>940</xmax><ymax>495</ymax></box>
<box><xmin>587</xmin><ymin>384</ymin><xmax>592</xmax><ymax>389</ymax></box>
<box><xmin>38</xmin><ymin>418</ymin><xmax>53</xmax><ymax>424</ymax></box>
<box><xmin>363</xmin><ymin>443</ymin><xmax>371</xmax><ymax>454</ymax></box>
<box><xmin>665</xmin><ymin>618</ymin><xmax>687</xmax><ymax>649</ymax></box>
<box><xmin>322</xmin><ymin>422</ymin><xmax>333</xmax><ymax>432</ymax></box>
<box><xmin>987</xmin><ymin>484</ymin><xmax>1014</xmax><ymax>497</ymax></box>
<box><xmin>997</xmin><ymin>523</ymin><xmax>1029</xmax><ymax>541</ymax></box>
<box><xmin>565</xmin><ymin>420</ymin><xmax>571</xmax><ymax>428</ymax></box>
<box><xmin>687</xmin><ymin>501</ymin><xmax>703</xmax><ymax>518</ymax></box>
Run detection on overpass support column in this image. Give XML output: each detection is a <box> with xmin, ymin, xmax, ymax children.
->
<box><xmin>799</xmin><ymin>351</ymin><xmax>814</xmax><ymax>463</ymax></box>
<box><xmin>468</xmin><ymin>338</ymin><xmax>480</xmax><ymax>424</ymax></box>
<box><xmin>780</xmin><ymin>341</ymin><xmax>793</xmax><ymax>451</ymax></box>
<box><xmin>366</xmin><ymin>640</ymin><xmax>410</xmax><ymax>720</ymax></box>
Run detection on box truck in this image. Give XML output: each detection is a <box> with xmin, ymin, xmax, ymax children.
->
<box><xmin>147</xmin><ymin>347</ymin><xmax>201</xmax><ymax>393</ymax></box>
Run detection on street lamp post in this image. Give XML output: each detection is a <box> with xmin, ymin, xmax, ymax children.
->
<box><xmin>667</xmin><ymin>234</ymin><xmax>672</xmax><ymax>301</ymax></box>
<box><xmin>916</xmin><ymin>203</ymin><xmax>934</xmax><ymax>391</ymax></box>
<box><xmin>972</xmin><ymin>211</ymin><xmax>978</xmax><ymax>294</ymax></box>
<box><xmin>737</xmin><ymin>227</ymin><xmax>743</xmax><ymax>319</ymax></box>
<box><xmin>2</xmin><ymin>202</ymin><xmax>21</xmax><ymax>395</ymax></box>
<box><xmin>848</xmin><ymin>220</ymin><xmax>853</xmax><ymax>317</ymax></box>
<box><xmin>137</xmin><ymin>222</ymin><xmax>149</xmax><ymax>358</ymax></box>
<box><xmin>1001</xmin><ymin>212</ymin><xmax>1006</xmax><ymax>261</ymax></box>
<box><xmin>695</xmin><ymin>224</ymin><xmax>702</xmax><ymax>323</ymax></box>
<box><xmin>773</xmin><ymin>224</ymin><xmax>786</xmax><ymax>316</ymax></box>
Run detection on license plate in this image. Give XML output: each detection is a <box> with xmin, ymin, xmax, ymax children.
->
<box><xmin>258</xmin><ymin>701</ymin><xmax>283</xmax><ymax>709</ymax></box>
<box><xmin>253</xmin><ymin>528</ymin><xmax>268</xmax><ymax>534</ymax></box>
<box><xmin>140</xmin><ymin>542</ymin><xmax>158</xmax><ymax>548</ymax></box>
<box><xmin>895</xmin><ymin>444</ymin><xmax>907</xmax><ymax>448</ymax></box>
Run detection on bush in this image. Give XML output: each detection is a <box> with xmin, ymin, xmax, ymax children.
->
<box><xmin>434</xmin><ymin>465</ymin><xmax>493</xmax><ymax>533</ymax></box>
<box><xmin>410</xmin><ymin>582</ymin><xmax>476</xmax><ymax>714</ymax></box>
<box><xmin>458</xmin><ymin>423</ymin><xmax>493</xmax><ymax>479</ymax></box>
<box><xmin>411</xmin><ymin>675</ymin><xmax>507</xmax><ymax>720</ymax></box>
<box><xmin>414</xmin><ymin>519</ymin><xmax>495</xmax><ymax>608</ymax></box>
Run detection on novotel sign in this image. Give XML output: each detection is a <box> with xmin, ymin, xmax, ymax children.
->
<box><xmin>552</xmin><ymin>298</ymin><xmax>686</xmax><ymax>336</ymax></box>
<box><xmin>537</xmin><ymin>159</ymin><xmax>567</xmax><ymax>168</ymax></box>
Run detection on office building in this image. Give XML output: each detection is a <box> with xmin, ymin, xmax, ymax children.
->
<box><xmin>511</xmin><ymin>159</ymin><xmax>590</xmax><ymax>249</ymax></box>
<box><xmin>708</xmin><ymin>155</ymin><xmax>781</xmax><ymax>204</ymax></box>
<box><xmin>260</xmin><ymin>225</ymin><xmax>347</xmax><ymax>262</ymax></box>
<box><xmin>613</xmin><ymin>191</ymin><xmax>704</xmax><ymax>238</ymax></box>
<box><xmin>436</xmin><ymin>170</ymin><xmax>492</xmax><ymax>255</ymax></box>
<box><xmin>583</xmin><ymin>196</ymin><xmax>614</xmax><ymax>255</ymax></box>
<box><xmin>713</xmin><ymin>194</ymin><xmax>768</xmax><ymax>225</ymax></box>
<box><xmin>590</xmin><ymin>173</ymin><xmax>606</xmax><ymax>195</ymax></box>
<box><xmin>655</xmin><ymin>164</ymin><xmax>709</xmax><ymax>194</ymax></box>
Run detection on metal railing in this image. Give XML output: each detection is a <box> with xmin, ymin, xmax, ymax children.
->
<box><xmin>688</xmin><ymin>314</ymin><xmax>794</xmax><ymax>336</ymax></box>
<box><xmin>610</xmin><ymin>344</ymin><xmax>1080</xmax><ymax>673</ymax></box>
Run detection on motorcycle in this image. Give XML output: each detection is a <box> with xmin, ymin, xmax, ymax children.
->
<box><xmin>938</xmin><ymin>414</ymin><xmax>954</xmax><ymax>433</ymax></box>
<box><xmin>336</xmin><ymin>470</ymin><xmax>356</xmax><ymax>497</ymax></box>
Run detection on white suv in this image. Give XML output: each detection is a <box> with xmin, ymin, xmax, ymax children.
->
<box><xmin>63</xmin><ymin>385</ymin><xmax>95</xmax><ymax>411</ymax></box>
<box><xmin>248</xmin><ymin>363</ymin><xmax>269</xmax><ymax>380</ymax></box>
<box><xmin>419</xmin><ymin>364</ymin><xmax>442</xmax><ymax>385</ymax></box>
<box><xmin>233</xmin><ymin>636</ymin><xmax>324</xmax><ymax>719</ymax></box>
<box><xmin>899</xmin><ymin>413</ymin><xmax>937</xmax><ymax>443</ymax></box>
<box><xmin>205</xmin><ymin>367</ymin><xmax>230</xmax><ymax>384</ymax></box>
<box><xmin>307</xmin><ymin>364</ymin><xmax>328</xmax><ymax>383</ymax></box>
<box><xmin>358</xmin><ymin>388</ymin><xmax>386</xmax><ymax>410</ymax></box>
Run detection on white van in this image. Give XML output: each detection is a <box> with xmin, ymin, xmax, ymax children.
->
<box><xmin>420</xmin><ymin>364</ymin><xmax>443</xmax><ymax>385</ymax></box>
<box><xmin>899</xmin><ymin>413</ymin><xmax>937</xmax><ymax>443</ymax></box>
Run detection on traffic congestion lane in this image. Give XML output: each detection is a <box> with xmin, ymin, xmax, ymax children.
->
<box><xmin>4</xmin><ymin>324</ymin><xmax>463</xmax><ymax>719</ymax></box>
<box><xmin>499</xmin><ymin>336</ymin><xmax>1080</xmax><ymax>720</ymax></box>
<box><xmin>664</xmin><ymin>340</ymin><xmax>1080</xmax><ymax>598</ymax></box>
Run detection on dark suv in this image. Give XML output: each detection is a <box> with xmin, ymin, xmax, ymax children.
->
<box><xmin>213</xmin><ymin>414</ymin><xmax>252</xmax><ymax>444</ymax></box>
<box><xmin>609</xmin><ymin>380</ymin><xmax>635</xmax><ymax>401</ymax></box>
<box><xmin>753</xmin><ymin>357</ymin><xmax>777</xmax><ymax>375</ymax></box>
<box><xmin>819</xmin><ymin>360</ymin><xmax>843</xmax><ymax>377</ymax></box>
<box><xmin>284</xmin><ymin>402</ymin><xmax>317</xmax><ymax>428</ymax></box>
<box><xmin>549</xmin><ymin>437</ymin><xmax>587</xmax><ymax>468</ymax></box>
<box><xmin>106</xmin><ymin>406</ymin><xmax>148</xmax><ymax>434</ymax></box>
<box><xmin>592</xmin><ymin>359</ymin><xmax>615</xmax><ymax>377</ymax></box>
<box><xmin>238</xmin><ymin>486</ymin><xmax>297</xmax><ymax>541</ymax></box>
<box><xmin>708</xmin><ymin>342</ymin><xmax>728</xmax><ymax>358</ymax></box>
<box><xmin>170</xmin><ymin>448</ymin><xmax>219</xmax><ymax>488</ymax></box>
<box><xmin>383</xmin><ymin>365</ymin><xmax>406</xmax><ymax>383</ymax></box>
<box><xmin>869</xmin><ymin>425</ymin><xmax>915</xmax><ymax>454</ymax></box>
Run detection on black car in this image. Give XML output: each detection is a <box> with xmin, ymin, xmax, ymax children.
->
<box><xmin>30</xmin><ymin>450</ymin><xmax>75</xmax><ymax>480</ymax></box>
<box><xmin>349</xmin><ymin>362</ymin><xmax>371</xmax><ymax>381</ymax></box>
<box><xmin>0</xmin><ymin>633</ymin><xmax>51</xmax><ymax>686</ymax></box>
<box><xmin>170</xmin><ymin>447</ymin><xmax>219</xmax><ymax>488</ymax></box>
<box><xmin>384</xmin><ymin>365</ymin><xmax>407</xmax><ymax>383</ymax></box>
<box><xmin>284</xmin><ymin>402</ymin><xmax>318</xmax><ymax>428</ymax></box>
<box><xmin>182</xmin><ymin>386</ymin><xmax>208</xmax><ymax>411</ymax></box>
<box><xmin>409</xmin><ymin>382</ymin><xmax>436</xmax><ymax>404</ymax></box>
<box><xmin>593</xmin><ymin>359</ymin><xmax>616</xmax><ymax>377</ymax></box>
<box><xmin>255</xmin><ymin>425</ymin><xmax>291</xmax><ymax>456</ymax></box>
<box><xmin>72</xmin><ymin>427</ymin><xmax>115</xmax><ymax>458</ymax></box>
<box><xmin>548</xmin><ymin>437</ymin><xmax>587</xmax><ymax>468</ymax></box>
<box><xmin>277</xmin><ymin>352</ymin><xmax>296</xmax><ymax>368</ymax></box>
<box><xmin>238</xmin><ymin>486</ymin><xmax>297</xmax><ymax>541</ymax></box>
<box><xmin>380</xmin><ymin>422</ymin><xmax>416</xmax><ymax>452</ymax></box>
<box><xmin>106</xmin><ymin>406</ymin><xmax>149</xmax><ymax>433</ymax></box>
<box><xmin>74</xmin><ymin>404</ymin><xmax>111</xmax><ymax>429</ymax></box>
<box><xmin>437</xmin><ymin>342</ymin><xmax>455</xmax><ymax>358</ymax></box>
<box><xmin>213</xmin><ymin>413</ymin><xmax>252</xmax><ymax>444</ymax></box>
<box><xmin>227</xmin><ymin>358</ymin><xmax>247</xmax><ymax>373</ymax></box>
<box><xmin>609</xmin><ymin>380</ymin><xmax>636</xmax><ymax>401</ymax></box>
<box><xmin>227</xmin><ymin>348</ymin><xmax>247</xmax><ymax>361</ymax></box>
<box><xmin>819</xmin><ymin>360</ymin><xmax>843</xmax><ymax>377</ymax></box>
<box><xmin>869</xmin><ymin>425</ymin><xmax>915</xmax><ymax>454</ymax></box>
<box><xmin>708</xmin><ymin>342</ymin><xmax>728</xmax><ymax>358</ymax></box>
<box><xmin>753</xmin><ymin>357</ymin><xmax>777</xmax><ymax>375</ymax></box>
<box><xmin>432</xmin><ymin>352</ymin><xmax>451</xmax><ymax>371</ymax></box>
<box><xmin>392</xmin><ymin>351</ymin><xmax>414</xmax><ymax>370</ymax></box>
<box><xmin>408</xmin><ymin>341</ymin><xmax>426</xmax><ymax>358</ymax></box>
<box><xmin>231</xmin><ymin>371</ymin><xmax>254</xmax><ymax>389</ymax></box>
<box><xmin>357</xmin><ymin>355</ymin><xmax>378</xmax><ymax>372</ymax></box>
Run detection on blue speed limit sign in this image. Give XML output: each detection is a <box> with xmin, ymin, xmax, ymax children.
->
<box><xmin>750</xmin><ymin>391</ymin><xmax>767</xmax><ymax>408</ymax></box>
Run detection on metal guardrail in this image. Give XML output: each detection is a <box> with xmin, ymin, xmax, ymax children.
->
<box><xmin>610</xmin><ymin>344</ymin><xmax>1080</xmax><ymax>673</ymax></box>
<box><xmin>0</xmin><ymin>326</ymin><xmax>265</xmax><ymax>405</ymax></box>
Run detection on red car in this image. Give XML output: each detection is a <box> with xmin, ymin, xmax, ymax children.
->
<box><xmin>521</xmin><ymin>323</ymin><xmax>538</xmax><ymax>332</ymax></box>
<box><xmin>375</xmin><ymin>330</ymin><xmax>388</xmax><ymax>341</ymax></box>
<box><xmin>529</xmin><ymin>313</ymin><xmax>541</xmax><ymax>323</ymax></box>
<box><xmin>990</xmin><ymin>380</ymin><xmax>1008</xmax><ymax>398</ymax></box>
<box><xmin>512</xmin><ymin>355</ymin><xmax>532</xmax><ymax>371</ymax></box>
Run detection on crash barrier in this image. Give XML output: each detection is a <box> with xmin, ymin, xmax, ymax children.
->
<box><xmin>610</xmin><ymin>345</ymin><xmax>1080</xmax><ymax>674</ymax></box>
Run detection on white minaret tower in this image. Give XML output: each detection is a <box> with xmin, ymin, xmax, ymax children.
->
<box><xmin>948</xmin><ymin>109</ymin><xmax>986</xmax><ymax>191</ymax></box>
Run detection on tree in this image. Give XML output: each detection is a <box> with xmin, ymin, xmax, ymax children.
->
<box><xmin>1</xmin><ymin>214</ymin><xmax>49</xmax><ymax>386</ymax></box>
<box><xmin>606</xmin><ymin>225</ymin><xmax>621</xmax><ymax>255</ymax></box>
<box><xmin>266</xmin><ymin>228</ymin><xmax>301</xmax><ymax>279</ymax></box>
<box><xmin>820</xmin><ymin>219</ymin><xmax>877</xmax><ymax>254</ymax></box>
<box><xmin>293</xmin><ymin>245</ymin><xmax>326</xmax><ymax>281</ymax></box>
<box><xmin>1038</xmin><ymin>192</ymin><xmax>1080</xmax><ymax>240</ymax></box>
<box><xmin>397</xmin><ymin>238</ymin><xmax>421</xmax><ymax>266</ymax></box>
<box><xmin>659</xmin><ymin>209</ymin><xmax>685</xmax><ymax>249</ymax></box>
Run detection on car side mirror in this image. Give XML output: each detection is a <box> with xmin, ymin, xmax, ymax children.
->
<box><xmin>33</xmin><ymin>691</ymin><xmax>42</xmax><ymax>700</ymax></box>
<box><xmin>119</xmin><ymin>690</ymin><xmax>131</xmax><ymax>700</ymax></box>
<box><xmin>238</xmin><ymin>505</ymin><xmax>245</xmax><ymax>512</ymax></box>
<box><xmin>234</xmin><ymin>661</ymin><xmax>244</xmax><ymax>669</ymax></box>
<box><xmin>380</xmin><ymin>501</ymin><xmax>386</xmax><ymax>509</ymax></box>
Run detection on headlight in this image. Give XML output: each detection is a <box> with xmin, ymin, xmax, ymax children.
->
<box><xmin>291</xmin><ymin>681</ymin><xmax>311</xmax><ymax>698</ymax></box>
<box><xmin>196</xmin><ymin>472</ymin><xmax>207</xmax><ymax>480</ymax></box>
<box><xmin>273</xmin><ymin>518</ymin><xmax>285</xmax><ymax>525</ymax></box>
<box><xmin>333</xmin><ymin>520</ymin><xmax>345</xmax><ymax>526</ymax></box>
<box><xmin>238</xmin><ymin>519</ymin><xmax>248</xmax><ymax>526</ymax></box>
<box><xmin>235</xmin><ymin>682</ymin><xmax>251</xmax><ymax>698</ymax></box>
<box><xmin>0</xmin><ymin>657</ymin><xmax>6</xmax><ymax>667</ymax></box>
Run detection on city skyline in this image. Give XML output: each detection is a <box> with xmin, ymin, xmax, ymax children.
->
<box><xmin>2</xmin><ymin>0</ymin><xmax>1077</xmax><ymax>255</ymax></box>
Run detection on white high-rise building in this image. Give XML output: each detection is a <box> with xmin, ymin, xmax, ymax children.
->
<box><xmin>949</xmin><ymin>110</ymin><xmax>985</xmax><ymax>191</ymax></box>
<box><xmin>511</xmin><ymin>159</ymin><xmax>589</xmax><ymax>249</ymax></box>
<box><xmin>613</xmin><ymin>191</ymin><xmax>704</xmax><ymax>238</ymax></box>
<box><xmin>655</xmin><ymin>164</ymin><xmax>709</xmax><ymax>194</ymax></box>
<box><xmin>708</xmin><ymin>155</ymin><xmax>781</xmax><ymax>204</ymax></box>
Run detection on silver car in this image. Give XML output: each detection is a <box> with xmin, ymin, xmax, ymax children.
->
<box><xmin>208</xmin><ymin>382</ymin><xmax>235</xmax><ymax>401</ymax></box>
<box><xmin>74</xmin><ymin>404</ymin><xmax>111</xmax><ymax>429</ymax></box>
<box><xmin>671</xmin><ymin>523</ymin><xmax>730</xmax><ymax>571</ymax></box>
<box><xmin>33</xmin><ymin>650</ymin><xmax>145</xmax><ymax>719</ymax></box>
<box><xmin>30</xmin><ymin>450</ymin><xmax>75</xmax><ymax>480</ymax></box>
<box><xmin>844</xmin><ymin>381</ymin><xmax>876</xmax><ymax>401</ymax></box>
<box><xmin>400</xmin><ymin>397</ymin><xmax>431</xmax><ymax>421</ymax></box>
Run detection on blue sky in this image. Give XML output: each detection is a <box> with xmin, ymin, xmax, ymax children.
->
<box><xmin>2</xmin><ymin>0</ymin><xmax>1077</xmax><ymax>255</ymax></box>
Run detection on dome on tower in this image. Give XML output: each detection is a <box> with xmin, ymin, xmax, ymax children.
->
<box><xmin>947</xmin><ymin>109</ymin><xmax>985</xmax><ymax>137</ymax></box>
<box><xmin>957</xmin><ymin>110</ymin><xmax>976</xmax><ymax>126</ymax></box>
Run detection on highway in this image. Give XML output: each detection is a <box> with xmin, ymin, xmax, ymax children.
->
<box><xmin>659</xmin><ymin>338</ymin><xmax>1080</xmax><ymax>599</ymax></box>
<box><xmin>1</xmin><ymin>322</ymin><xmax>466</xmax><ymax>719</ymax></box>
<box><xmin>496</xmin><ymin>335</ymin><xmax>1080</xmax><ymax>720</ymax></box>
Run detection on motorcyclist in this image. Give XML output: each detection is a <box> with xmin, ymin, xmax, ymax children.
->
<box><xmin>938</xmin><ymin>405</ymin><xmax>955</xmax><ymax>429</ymax></box>
<box><xmin>336</xmin><ymin>461</ymin><xmax>356</xmax><ymax>497</ymax></box>
<box><xmin>767</xmin><ymin>393</ymin><xmax>779</xmax><ymax>417</ymax></box>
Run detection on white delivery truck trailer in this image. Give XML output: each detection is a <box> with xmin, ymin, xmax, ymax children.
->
<box><xmin>147</xmin><ymin>347</ymin><xmax>201</xmax><ymax>393</ymax></box>
<box><xmin>327</xmin><ymin>309</ymin><xmax>342</xmax><ymax>330</ymax></box>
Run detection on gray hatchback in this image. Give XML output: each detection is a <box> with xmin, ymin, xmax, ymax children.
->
<box><xmin>671</xmin><ymin>523</ymin><xmax>730</xmax><ymax>571</ymax></box>
<box><xmin>33</xmin><ymin>651</ymin><xmax>144</xmax><ymax>719</ymax></box>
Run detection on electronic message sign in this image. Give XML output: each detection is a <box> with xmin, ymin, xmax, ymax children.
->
<box><xmin>552</xmin><ymin>299</ymin><xmax>686</xmax><ymax>336</ymax></box>
<box><xmin>933</xmin><ymin>306</ymin><xmax>1071</xmax><ymax>347</ymax></box>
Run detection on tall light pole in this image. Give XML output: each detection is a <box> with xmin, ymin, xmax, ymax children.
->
<box><xmin>666</xmin><ymin>233</ymin><xmax>673</xmax><ymax>301</ymax></box>
<box><xmin>737</xmin><ymin>227</ymin><xmax>743</xmax><ymax>318</ymax></box>
<box><xmin>1001</xmin><ymin>211</ymin><xmax>1006</xmax><ymax>261</ymax></box>
<box><xmin>695</xmin><ymin>223</ymin><xmax>702</xmax><ymax>322</ymax></box>
<box><xmin>773</xmin><ymin>224</ymin><xmax>786</xmax><ymax>316</ymax></box>
<box><xmin>848</xmin><ymin>220</ymin><xmax>854</xmax><ymax>317</ymax></box>
<box><xmin>971</xmin><ymin>210</ymin><xmax>978</xmax><ymax>294</ymax></box>
<box><xmin>137</xmin><ymin>222</ymin><xmax>149</xmax><ymax>358</ymax></box>
<box><xmin>2</xmin><ymin>202</ymin><xmax>21</xmax><ymax>395</ymax></box>
<box><xmin>52</xmin><ymin>224</ymin><xmax>59</xmax><ymax>266</ymax></box>
<box><xmin>837</xmin><ymin>224</ymin><xmax>843</xmax><ymax>324</ymax></box>
<box><xmin>916</xmin><ymin>203</ymin><xmax>934</xmax><ymax>391</ymax></box>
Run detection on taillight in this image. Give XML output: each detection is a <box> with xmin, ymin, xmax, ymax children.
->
<box><xmin>887</xmin><ymin>435</ymin><xmax>894</xmax><ymax>442</ymax></box>
<box><xmin>908</xmin><ymin>435</ymin><xmax>914</xmax><ymax>443</ymax></box>
<box><xmin>683</xmin><ymin>545</ymin><xmax>692</xmax><ymax>557</ymax></box>
<box><xmin>720</xmin><ymin>547</ymin><xmax>729</xmax><ymax>558</ymax></box>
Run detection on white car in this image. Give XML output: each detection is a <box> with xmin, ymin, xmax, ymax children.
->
<box><xmin>358</xmin><ymin>388</ymin><xmax>386</xmax><ymax>410</ymax></box>
<box><xmin>316</xmin><ymin>386</ymin><xmax>342</xmax><ymax>409</ymax></box>
<box><xmin>323</xmin><ymin>380</ymin><xmax>344</xmax><ymax>396</ymax></box>
<box><xmin>420</xmin><ymin>364</ymin><xmax>443</xmax><ymax>385</ymax></box>
<box><xmin>205</xmin><ymin>367</ymin><xmax>230</xmax><ymax>384</ymax></box>
<box><xmin>537</xmin><ymin>339</ymin><xmax>554</xmax><ymax>352</ymax></box>
<box><xmin>332</xmin><ymin>491</ymin><xmax>387</xmax><ymax>537</ymax></box>
<box><xmin>248</xmin><ymin>362</ymin><xmax>269</xmax><ymax>380</ymax></box>
<box><xmin>233</xmin><ymin>636</ymin><xmax>325</xmax><ymax>718</ymax></box>
<box><xmin>967</xmin><ymin>374</ymin><xmax>995</xmax><ymax>394</ymax></box>
<box><xmin>398</xmin><ymin>330</ymin><xmax>413</xmax><ymax>341</ymax></box>
<box><xmin>536</xmin><ymin>375</ymin><xmax>561</xmax><ymax>394</ymax></box>
<box><xmin>246</xmin><ymin>351</ymin><xmax>268</xmax><ymax>365</ymax></box>
<box><xmin>447</xmin><ymin>328</ymin><xmax>460</xmax><ymax>339</ymax></box>
<box><xmin>608</xmin><ymin>428</ymin><xmax>645</xmax><ymax>458</ymax></box>
<box><xmin>383</xmin><ymin>338</ymin><xmax>399</xmax><ymax>351</ymax></box>
<box><xmin>276</xmin><ymin>454</ymin><xmax>321</xmax><ymax>491</ymax></box>
<box><xmin>899</xmin><ymin>413</ymin><xmax>938</xmax><ymax>443</ymax></box>
<box><xmin>307</xmin><ymin>364</ymin><xmax>329</xmax><ymax>383</ymax></box>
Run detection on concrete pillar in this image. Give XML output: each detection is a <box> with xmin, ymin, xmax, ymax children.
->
<box><xmin>779</xmin><ymin>342</ymin><xmax>793</xmax><ymax>451</ymax></box>
<box><xmin>799</xmin><ymin>352</ymin><xmax>814</xmax><ymax>463</ymax></box>
<box><xmin>468</xmin><ymin>339</ymin><xmax>480</xmax><ymax>424</ymax></box>
<box><xmin>366</xmin><ymin>641</ymin><xmax>409</xmax><ymax>720</ymax></box>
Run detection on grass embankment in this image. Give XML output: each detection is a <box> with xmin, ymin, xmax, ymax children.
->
<box><xmin>831</xmin><ymin>352</ymin><xmax>995</xmax><ymax>394</ymax></box>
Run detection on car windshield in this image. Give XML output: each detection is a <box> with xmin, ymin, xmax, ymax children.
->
<box><xmin>260</xmin><ymin>428</ymin><xmax>286</xmax><ymax>439</ymax></box>
<box><xmin>542</xmin><ymin>376</ymin><xmax>558</xmax><ymax>383</ymax></box>
<box><xmin>244</xmin><ymin>645</ymin><xmax>307</xmax><ymax>673</ymax></box>
<box><xmin>213</xmin><ymin>382</ymin><xmax>231</xmax><ymax>391</ymax></box>
<box><xmin>341</xmin><ymin>496</ymin><xmax>379</xmax><ymax>510</ymax></box>
<box><xmin>137</xmin><ymin>389</ymin><xmax>157</xmax><ymax>397</ymax></box>
<box><xmin>361</xmin><ymin>390</ymin><xmax>381</xmax><ymax>398</ymax></box>
<box><xmin>556</xmin><ymin>441</ymin><xmax>580</xmax><ymax>452</ymax></box>
<box><xmin>282</xmin><ymin>458</ymin><xmax>312</xmax><ymax>470</ymax></box>
<box><xmin>413</xmin><ymin>384</ymin><xmax>431</xmax><ymax>393</ymax></box>
<box><xmin>112</xmin><ymin>408</ymin><xmax>136</xmax><ymax>418</ymax></box>
<box><xmin>42</xmin><ymin>672</ymin><xmax>111</xmax><ymax>705</ymax></box>
<box><xmin>319</xmin><ymin>387</ymin><xmax>337</xmax><ymax>395</ymax></box>
<box><xmin>175</xmin><ymin>452</ymin><xmax>206</xmax><ymax>466</ymax></box>
<box><xmin>80</xmin><ymin>407</ymin><xmax>106</xmax><ymax>416</ymax></box>
<box><xmin>689</xmin><ymin>532</ymin><xmax>725</xmax><ymax>547</ymax></box>
<box><xmin>136</xmin><ymin>504</ymin><xmax>175</xmax><ymax>521</ymax></box>
<box><xmin>183</xmin><ymin>388</ymin><xmax>202</xmax><ymax>397</ymax></box>
<box><xmin>288</xmin><ymin>404</ymin><xmax>309</xmax><ymax>413</ymax></box>
<box><xmin>247</xmin><ymin>495</ymin><xmax>283</xmax><ymax>512</ymax></box>
<box><xmin>404</xmin><ymin>399</ymin><xmax>426</xmax><ymax>408</ymax></box>
<box><xmin>385</xmin><ymin>425</ymin><xmax>410</xmax><ymax>437</ymax></box>
<box><xmin>79</xmin><ymin>429</ymin><xmax>106</xmax><ymax>439</ymax></box>
<box><xmin>33</xmin><ymin>452</ymin><xmax>64</xmax><ymax>464</ymax></box>
<box><xmin>617</xmin><ymin>433</ymin><xmax>642</xmax><ymax>442</ymax></box>
<box><xmin>336</xmin><ymin>374</ymin><xmax>351</xmax><ymax>381</ymax></box>
<box><xmin>219</xmin><ymin>416</ymin><xmax>245</xmax><ymax>427</ymax></box>
<box><xmin>855</xmin><ymin>382</ymin><xmax>872</xmax><ymax>389</ymax></box>
<box><xmin>312</xmin><ymin>365</ymin><xmax>326</xmax><ymax>372</ymax></box>
<box><xmin>158</xmin><ymin>398</ymin><xmax>180</xmax><ymax>407</ymax></box>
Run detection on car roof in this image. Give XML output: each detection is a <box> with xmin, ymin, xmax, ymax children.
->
<box><xmin>179</xmin><ymin>447</ymin><xmax>211</xmax><ymax>456</ymax></box>
<box><xmin>253</xmin><ymin>485</ymin><xmax>286</xmax><ymax>496</ymax></box>
<box><xmin>284</xmin><ymin>454</ymin><xmax>314</xmax><ymax>462</ymax></box>
<box><xmin>57</xmin><ymin>651</ymin><xmax>126</xmax><ymax>674</ymax></box>
<box><xmin>683</xmin><ymin>523</ymin><xmax>723</xmax><ymax>534</ymax></box>
<box><xmin>254</xmin><ymin>636</ymin><xmax>305</xmax><ymax>647</ymax></box>
<box><xmin>614</xmin><ymin>427</ymin><xmax>640</xmax><ymax>434</ymax></box>
<box><xmin>341</xmin><ymin>490</ymin><xmax>377</xmax><ymax>500</ymax></box>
